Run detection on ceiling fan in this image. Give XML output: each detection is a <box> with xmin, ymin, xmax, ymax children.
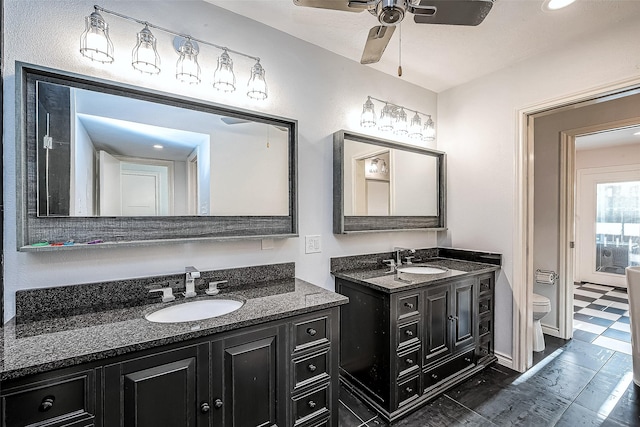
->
<box><xmin>293</xmin><ymin>0</ymin><xmax>494</xmax><ymax>64</ymax></box>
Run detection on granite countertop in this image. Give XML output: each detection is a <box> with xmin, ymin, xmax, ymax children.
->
<box><xmin>332</xmin><ymin>257</ymin><xmax>501</xmax><ymax>293</ymax></box>
<box><xmin>0</xmin><ymin>278</ymin><xmax>348</xmax><ymax>381</ymax></box>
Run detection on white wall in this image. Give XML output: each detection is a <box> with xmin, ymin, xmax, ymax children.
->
<box><xmin>2</xmin><ymin>0</ymin><xmax>438</xmax><ymax>321</ymax></box>
<box><xmin>438</xmin><ymin>16</ymin><xmax>640</xmax><ymax>360</ymax></box>
<box><xmin>577</xmin><ymin>144</ymin><xmax>640</xmax><ymax>170</ymax></box>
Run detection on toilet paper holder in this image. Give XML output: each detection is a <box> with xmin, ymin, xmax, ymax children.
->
<box><xmin>535</xmin><ymin>269</ymin><xmax>558</xmax><ymax>285</ymax></box>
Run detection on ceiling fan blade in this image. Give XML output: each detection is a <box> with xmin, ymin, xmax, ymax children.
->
<box><xmin>361</xmin><ymin>25</ymin><xmax>396</xmax><ymax>65</ymax></box>
<box><xmin>220</xmin><ymin>117</ymin><xmax>250</xmax><ymax>125</ymax></box>
<box><xmin>412</xmin><ymin>0</ymin><xmax>494</xmax><ymax>26</ymax></box>
<box><xmin>292</xmin><ymin>0</ymin><xmax>366</xmax><ymax>12</ymax></box>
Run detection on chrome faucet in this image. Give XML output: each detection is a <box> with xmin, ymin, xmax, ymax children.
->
<box><xmin>184</xmin><ymin>266</ymin><xmax>200</xmax><ymax>298</ymax></box>
<box><xmin>393</xmin><ymin>247</ymin><xmax>416</xmax><ymax>266</ymax></box>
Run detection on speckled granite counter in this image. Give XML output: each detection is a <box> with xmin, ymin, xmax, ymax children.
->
<box><xmin>331</xmin><ymin>248</ymin><xmax>501</xmax><ymax>293</ymax></box>
<box><xmin>1</xmin><ymin>278</ymin><xmax>347</xmax><ymax>381</ymax></box>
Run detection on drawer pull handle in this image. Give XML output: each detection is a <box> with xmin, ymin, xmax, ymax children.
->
<box><xmin>431</xmin><ymin>374</ymin><xmax>438</xmax><ymax>379</ymax></box>
<box><xmin>214</xmin><ymin>399</ymin><xmax>223</xmax><ymax>409</ymax></box>
<box><xmin>404</xmin><ymin>302</ymin><xmax>414</xmax><ymax>309</ymax></box>
<box><xmin>39</xmin><ymin>396</ymin><xmax>55</xmax><ymax>412</ymax></box>
<box><xmin>308</xmin><ymin>363</ymin><xmax>317</xmax><ymax>372</ymax></box>
<box><xmin>307</xmin><ymin>328</ymin><xmax>317</xmax><ymax>336</ymax></box>
<box><xmin>405</xmin><ymin>330</ymin><xmax>414</xmax><ymax>337</ymax></box>
<box><xmin>448</xmin><ymin>315</ymin><xmax>458</xmax><ymax>321</ymax></box>
<box><xmin>405</xmin><ymin>358</ymin><xmax>414</xmax><ymax>365</ymax></box>
<box><xmin>200</xmin><ymin>402</ymin><xmax>211</xmax><ymax>413</ymax></box>
<box><xmin>308</xmin><ymin>400</ymin><xmax>317</xmax><ymax>409</ymax></box>
<box><xmin>465</xmin><ymin>357</ymin><xmax>472</xmax><ymax>363</ymax></box>
<box><xmin>405</xmin><ymin>387</ymin><xmax>413</xmax><ymax>393</ymax></box>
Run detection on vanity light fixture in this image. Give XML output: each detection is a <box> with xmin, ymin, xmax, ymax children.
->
<box><xmin>80</xmin><ymin>9</ymin><xmax>114</xmax><ymax>63</ymax></box>
<box><xmin>361</xmin><ymin>96</ymin><xmax>436</xmax><ymax>141</ymax></box>
<box><xmin>542</xmin><ymin>0</ymin><xmax>577</xmax><ymax>11</ymax></box>
<box><xmin>132</xmin><ymin>24</ymin><xmax>161</xmax><ymax>74</ymax></box>
<box><xmin>80</xmin><ymin>5</ymin><xmax>268</xmax><ymax>100</ymax></box>
<box><xmin>360</xmin><ymin>96</ymin><xmax>376</xmax><ymax>127</ymax></box>
<box><xmin>176</xmin><ymin>38</ymin><xmax>201</xmax><ymax>84</ymax></box>
<box><xmin>213</xmin><ymin>49</ymin><xmax>236</xmax><ymax>92</ymax></box>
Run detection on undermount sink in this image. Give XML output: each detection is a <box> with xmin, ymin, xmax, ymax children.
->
<box><xmin>145</xmin><ymin>299</ymin><xmax>244</xmax><ymax>323</ymax></box>
<box><xmin>397</xmin><ymin>266</ymin><xmax>449</xmax><ymax>281</ymax></box>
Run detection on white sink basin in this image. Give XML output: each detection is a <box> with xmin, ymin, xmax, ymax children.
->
<box><xmin>145</xmin><ymin>299</ymin><xmax>243</xmax><ymax>323</ymax></box>
<box><xmin>397</xmin><ymin>266</ymin><xmax>449</xmax><ymax>281</ymax></box>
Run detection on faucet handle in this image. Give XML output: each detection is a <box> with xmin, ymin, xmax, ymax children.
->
<box><xmin>404</xmin><ymin>256</ymin><xmax>415</xmax><ymax>264</ymax></box>
<box><xmin>149</xmin><ymin>287</ymin><xmax>176</xmax><ymax>303</ymax></box>
<box><xmin>206</xmin><ymin>280</ymin><xmax>228</xmax><ymax>296</ymax></box>
<box><xmin>382</xmin><ymin>259</ymin><xmax>396</xmax><ymax>267</ymax></box>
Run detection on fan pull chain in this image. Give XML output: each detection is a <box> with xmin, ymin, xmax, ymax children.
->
<box><xmin>398</xmin><ymin>23</ymin><xmax>403</xmax><ymax>77</ymax></box>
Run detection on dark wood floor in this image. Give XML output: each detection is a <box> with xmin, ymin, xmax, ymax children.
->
<box><xmin>339</xmin><ymin>335</ymin><xmax>640</xmax><ymax>426</ymax></box>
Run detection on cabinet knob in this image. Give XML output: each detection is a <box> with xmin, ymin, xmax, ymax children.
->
<box><xmin>448</xmin><ymin>315</ymin><xmax>459</xmax><ymax>321</ymax></box>
<box><xmin>481</xmin><ymin>305</ymin><xmax>489</xmax><ymax>311</ymax></box>
<box><xmin>405</xmin><ymin>358</ymin><xmax>414</xmax><ymax>365</ymax></box>
<box><xmin>405</xmin><ymin>330</ymin><xmax>414</xmax><ymax>337</ymax></box>
<box><xmin>404</xmin><ymin>302</ymin><xmax>414</xmax><ymax>309</ymax></box>
<box><xmin>405</xmin><ymin>387</ymin><xmax>413</xmax><ymax>394</ymax></box>
<box><xmin>465</xmin><ymin>357</ymin><xmax>472</xmax><ymax>363</ymax></box>
<box><xmin>39</xmin><ymin>396</ymin><xmax>55</xmax><ymax>412</ymax></box>
<box><xmin>200</xmin><ymin>402</ymin><xmax>210</xmax><ymax>413</ymax></box>
<box><xmin>214</xmin><ymin>399</ymin><xmax>223</xmax><ymax>409</ymax></box>
<box><xmin>308</xmin><ymin>363</ymin><xmax>317</xmax><ymax>372</ymax></box>
<box><xmin>431</xmin><ymin>374</ymin><xmax>438</xmax><ymax>379</ymax></box>
<box><xmin>307</xmin><ymin>328</ymin><xmax>317</xmax><ymax>336</ymax></box>
<box><xmin>308</xmin><ymin>400</ymin><xmax>317</xmax><ymax>409</ymax></box>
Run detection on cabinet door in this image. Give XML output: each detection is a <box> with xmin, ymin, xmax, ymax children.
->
<box><xmin>211</xmin><ymin>325</ymin><xmax>286</xmax><ymax>427</ymax></box>
<box><xmin>103</xmin><ymin>344</ymin><xmax>210</xmax><ymax>427</ymax></box>
<box><xmin>423</xmin><ymin>284</ymin><xmax>452</xmax><ymax>365</ymax></box>
<box><xmin>452</xmin><ymin>278</ymin><xmax>477</xmax><ymax>353</ymax></box>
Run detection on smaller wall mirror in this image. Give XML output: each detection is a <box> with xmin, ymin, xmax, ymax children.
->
<box><xmin>333</xmin><ymin>130</ymin><xmax>446</xmax><ymax>233</ymax></box>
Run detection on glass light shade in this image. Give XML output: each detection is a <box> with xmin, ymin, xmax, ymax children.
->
<box><xmin>80</xmin><ymin>11</ymin><xmax>114</xmax><ymax>63</ymax></box>
<box><xmin>247</xmin><ymin>61</ymin><xmax>268</xmax><ymax>100</ymax></box>
<box><xmin>408</xmin><ymin>112</ymin><xmax>422</xmax><ymax>139</ymax></box>
<box><xmin>213</xmin><ymin>50</ymin><xmax>236</xmax><ymax>92</ymax></box>
<box><xmin>360</xmin><ymin>97</ymin><xmax>376</xmax><ymax>128</ymax></box>
<box><xmin>369</xmin><ymin>158</ymin><xmax>379</xmax><ymax>173</ymax></box>
<box><xmin>378</xmin><ymin>104</ymin><xmax>394</xmax><ymax>132</ymax></box>
<box><xmin>132</xmin><ymin>25</ymin><xmax>160</xmax><ymax>74</ymax></box>
<box><xmin>423</xmin><ymin>116</ymin><xmax>436</xmax><ymax>141</ymax></box>
<box><xmin>176</xmin><ymin>39</ymin><xmax>201</xmax><ymax>84</ymax></box>
<box><xmin>394</xmin><ymin>108</ymin><xmax>408</xmax><ymax>136</ymax></box>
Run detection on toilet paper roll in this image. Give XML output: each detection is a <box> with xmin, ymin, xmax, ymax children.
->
<box><xmin>535</xmin><ymin>269</ymin><xmax>558</xmax><ymax>285</ymax></box>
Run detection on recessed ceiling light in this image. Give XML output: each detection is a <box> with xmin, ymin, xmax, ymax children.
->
<box><xmin>153</xmin><ymin>144</ymin><xmax>163</xmax><ymax>149</ymax></box>
<box><xmin>542</xmin><ymin>0</ymin><xmax>577</xmax><ymax>11</ymax></box>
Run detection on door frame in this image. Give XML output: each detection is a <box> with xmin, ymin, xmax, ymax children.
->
<box><xmin>514</xmin><ymin>76</ymin><xmax>640</xmax><ymax>373</ymax></box>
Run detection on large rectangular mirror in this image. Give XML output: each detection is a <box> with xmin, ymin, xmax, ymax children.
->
<box><xmin>333</xmin><ymin>130</ymin><xmax>446</xmax><ymax>233</ymax></box>
<box><xmin>17</xmin><ymin>63</ymin><xmax>298</xmax><ymax>250</ymax></box>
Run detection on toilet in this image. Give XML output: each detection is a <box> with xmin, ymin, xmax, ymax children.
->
<box><xmin>532</xmin><ymin>293</ymin><xmax>552</xmax><ymax>352</ymax></box>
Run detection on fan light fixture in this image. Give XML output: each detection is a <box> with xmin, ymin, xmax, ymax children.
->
<box><xmin>80</xmin><ymin>5</ymin><xmax>268</xmax><ymax>100</ymax></box>
<box><xmin>361</xmin><ymin>96</ymin><xmax>436</xmax><ymax>142</ymax></box>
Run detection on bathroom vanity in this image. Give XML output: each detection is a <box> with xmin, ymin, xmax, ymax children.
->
<box><xmin>332</xmin><ymin>249</ymin><xmax>500</xmax><ymax>423</ymax></box>
<box><xmin>0</xmin><ymin>264</ymin><xmax>347</xmax><ymax>427</ymax></box>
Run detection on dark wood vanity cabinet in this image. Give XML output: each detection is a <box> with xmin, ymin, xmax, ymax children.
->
<box><xmin>337</xmin><ymin>273</ymin><xmax>496</xmax><ymax>423</ymax></box>
<box><xmin>0</xmin><ymin>308</ymin><xmax>340</xmax><ymax>427</ymax></box>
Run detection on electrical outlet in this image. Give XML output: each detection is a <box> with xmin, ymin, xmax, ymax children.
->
<box><xmin>305</xmin><ymin>235</ymin><xmax>321</xmax><ymax>254</ymax></box>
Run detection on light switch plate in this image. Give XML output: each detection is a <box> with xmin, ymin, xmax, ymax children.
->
<box><xmin>305</xmin><ymin>235</ymin><xmax>321</xmax><ymax>254</ymax></box>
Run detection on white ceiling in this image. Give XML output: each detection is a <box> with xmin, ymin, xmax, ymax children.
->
<box><xmin>206</xmin><ymin>0</ymin><xmax>640</xmax><ymax>93</ymax></box>
<box><xmin>576</xmin><ymin>125</ymin><xmax>640</xmax><ymax>151</ymax></box>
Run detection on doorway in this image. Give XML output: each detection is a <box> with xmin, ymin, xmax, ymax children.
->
<box><xmin>515</xmin><ymin>83</ymin><xmax>640</xmax><ymax>372</ymax></box>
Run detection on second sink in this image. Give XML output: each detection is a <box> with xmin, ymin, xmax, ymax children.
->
<box><xmin>145</xmin><ymin>299</ymin><xmax>244</xmax><ymax>323</ymax></box>
<box><xmin>397</xmin><ymin>265</ymin><xmax>449</xmax><ymax>281</ymax></box>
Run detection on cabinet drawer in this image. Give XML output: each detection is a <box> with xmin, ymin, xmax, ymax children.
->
<box><xmin>397</xmin><ymin>347</ymin><xmax>421</xmax><ymax>379</ymax></box>
<box><xmin>397</xmin><ymin>293</ymin><xmax>420</xmax><ymax>320</ymax></box>
<box><xmin>397</xmin><ymin>321</ymin><xmax>420</xmax><ymax>349</ymax></box>
<box><xmin>293</xmin><ymin>316</ymin><xmax>329</xmax><ymax>352</ymax></box>
<box><xmin>479</xmin><ymin>316</ymin><xmax>492</xmax><ymax>339</ymax></box>
<box><xmin>478</xmin><ymin>296</ymin><xmax>492</xmax><ymax>315</ymax></box>
<box><xmin>396</xmin><ymin>374</ymin><xmax>420</xmax><ymax>407</ymax></box>
<box><xmin>2</xmin><ymin>370</ymin><xmax>94</xmax><ymax>427</ymax></box>
<box><xmin>292</xmin><ymin>383</ymin><xmax>331</xmax><ymax>427</ymax></box>
<box><xmin>292</xmin><ymin>349</ymin><xmax>330</xmax><ymax>391</ymax></box>
<box><xmin>478</xmin><ymin>275</ymin><xmax>494</xmax><ymax>296</ymax></box>
<box><xmin>423</xmin><ymin>350</ymin><xmax>475</xmax><ymax>390</ymax></box>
